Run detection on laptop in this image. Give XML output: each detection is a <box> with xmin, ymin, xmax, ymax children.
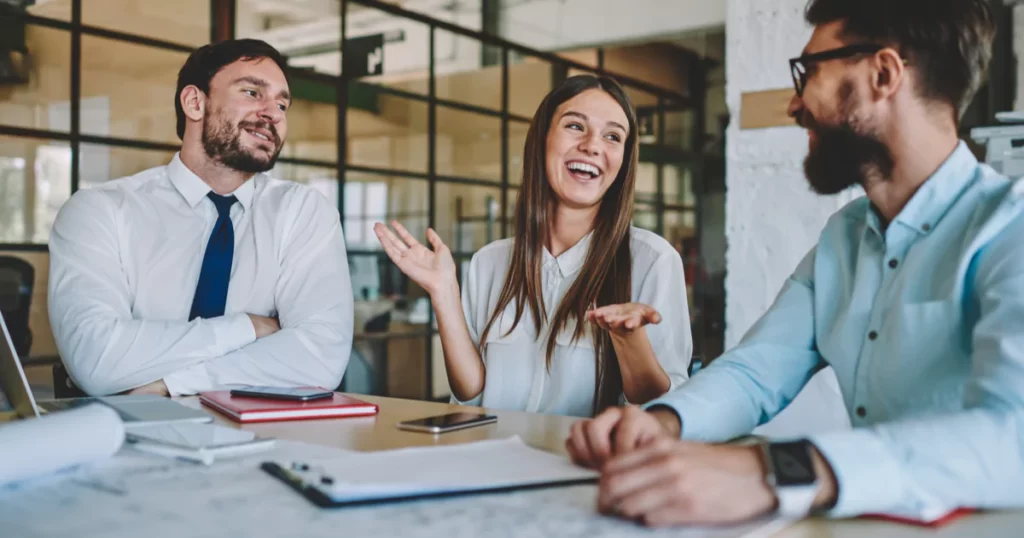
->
<box><xmin>0</xmin><ymin>312</ymin><xmax>212</xmax><ymax>426</ymax></box>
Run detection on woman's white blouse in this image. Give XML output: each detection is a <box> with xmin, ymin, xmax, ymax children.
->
<box><xmin>453</xmin><ymin>227</ymin><xmax>692</xmax><ymax>417</ymax></box>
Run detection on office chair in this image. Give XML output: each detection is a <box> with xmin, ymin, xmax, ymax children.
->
<box><xmin>0</xmin><ymin>255</ymin><xmax>34</xmax><ymax>358</ymax></box>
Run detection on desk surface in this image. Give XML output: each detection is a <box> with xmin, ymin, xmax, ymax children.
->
<box><xmin>177</xmin><ymin>394</ymin><xmax>1022</xmax><ymax>538</ymax></box>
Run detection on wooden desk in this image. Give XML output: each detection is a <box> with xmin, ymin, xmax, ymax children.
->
<box><xmin>177</xmin><ymin>395</ymin><xmax>1023</xmax><ymax>538</ymax></box>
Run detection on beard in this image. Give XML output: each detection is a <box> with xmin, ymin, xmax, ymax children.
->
<box><xmin>801</xmin><ymin>83</ymin><xmax>894</xmax><ymax>195</ymax></box>
<box><xmin>201</xmin><ymin>108</ymin><xmax>283</xmax><ymax>174</ymax></box>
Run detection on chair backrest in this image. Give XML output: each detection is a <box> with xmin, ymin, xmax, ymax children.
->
<box><xmin>0</xmin><ymin>256</ymin><xmax>34</xmax><ymax>357</ymax></box>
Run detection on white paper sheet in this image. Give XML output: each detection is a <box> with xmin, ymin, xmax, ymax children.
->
<box><xmin>0</xmin><ymin>438</ymin><xmax>792</xmax><ymax>538</ymax></box>
<box><xmin>0</xmin><ymin>404</ymin><xmax>124</xmax><ymax>486</ymax></box>
<box><xmin>273</xmin><ymin>436</ymin><xmax>598</xmax><ymax>502</ymax></box>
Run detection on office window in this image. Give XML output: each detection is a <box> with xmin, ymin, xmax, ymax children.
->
<box><xmin>0</xmin><ymin>25</ymin><xmax>71</xmax><ymax>132</ymax></box>
<box><xmin>436</xmin><ymin>106</ymin><xmax>501</xmax><ymax>183</ymax></box>
<box><xmin>0</xmin><ymin>0</ymin><xmax>717</xmax><ymax>401</ymax></box>
<box><xmin>83</xmin><ymin>0</ymin><xmax>210</xmax><ymax>47</ymax></box>
<box><xmin>0</xmin><ymin>136</ymin><xmax>71</xmax><ymax>244</ymax></box>
<box><xmin>81</xmin><ymin>36</ymin><xmax>187</xmax><ymax>144</ymax></box>
<box><xmin>236</xmin><ymin>0</ymin><xmax>341</xmax><ymax>76</ymax></box>
<box><xmin>78</xmin><ymin>144</ymin><xmax>175</xmax><ymax>188</ymax></box>
<box><xmin>348</xmin><ymin>95</ymin><xmax>428</xmax><ymax>175</ymax></box>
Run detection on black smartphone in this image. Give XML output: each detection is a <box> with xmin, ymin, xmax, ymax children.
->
<box><xmin>229</xmin><ymin>386</ymin><xmax>334</xmax><ymax>401</ymax></box>
<box><xmin>396</xmin><ymin>412</ymin><xmax>498</xmax><ymax>433</ymax></box>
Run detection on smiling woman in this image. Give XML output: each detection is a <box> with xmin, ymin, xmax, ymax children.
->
<box><xmin>374</xmin><ymin>75</ymin><xmax>693</xmax><ymax>418</ymax></box>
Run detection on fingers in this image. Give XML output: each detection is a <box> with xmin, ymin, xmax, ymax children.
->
<box><xmin>566</xmin><ymin>421</ymin><xmax>596</xmax><ymax>468</ymax></box>
<box><xmin>390</xmin><ymin>220</ymin><xmax>423</xmax><ymax>249</ymax></box>
<box><xmin>642</xmin><ymin>305</ymin><xmax>663</xmax><ymax>325</ymax></box>
<box><xmin>374</xmin><ymin>224</ymin><xmax>410</xmax><ymax>264</ymax></box>
<box><xmin>613</xmin><ymin>406</ymin><xmax>661</xmax><ymax>455</ymax></box>
<box><xmin>599</xmin><ymin>442</ymin><xmax>680</xmax><ymax>514</ymax></box>
<box><xmin>601</xmin><ymin>466</ymin><xmax>681</xmax><ymax>519</ymax></box>
<box><xmin>566</xmin><ymin>408</ymin><xmax>622</xmax><ymax>468</ymax></box>
<box><xmin>604</xmin><ymin>437</ymin><xmax>677</xmax><ymax>474</ymax></box>
<box><xmin>588</xmin><ymin>304</ymin><xmax>660</xmax><ymax>333</ymax></box>
<box><xmin>587</xmin><ymin>310</ymin><xmax>612</xmax><ymax>332</ymax></box>
<box><xmin>426</xmin><ymin>228</ymin><xmax>449</xmax><ymax>253</ymax></box>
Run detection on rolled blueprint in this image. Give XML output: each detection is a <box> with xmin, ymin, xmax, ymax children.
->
<box><xmin>0</xmin><ymin>404</ymin><xmax>124</xmax><ymax>485</ymax></box>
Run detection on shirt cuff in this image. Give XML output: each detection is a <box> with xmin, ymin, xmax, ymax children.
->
<box><xmin>211</xmin><ymin>313</ymin><xmax>257</xmax><ymax>355</ymax></box>
<box><xmin>642</xmin><ymin>393</ymin><xmax>724</xmax><ymax>441</ymax></box>
<box><xmin>163</xmin><ymin>362</ymin><xmax>212</xmax><ymax>397</ymax></box>
<box><xmin>809</xmin><ymin>428</ymin><xmax>915</xmax><ymax>518</ymax></box>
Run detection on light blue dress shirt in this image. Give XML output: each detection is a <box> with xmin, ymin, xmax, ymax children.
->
<box><xmin>647</xmin><ymin>142</ymin><xmax>1024</xmax><ymax>518</ymax></box>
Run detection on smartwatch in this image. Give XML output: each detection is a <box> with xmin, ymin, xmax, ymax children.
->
<box><xmin>759</xmin><ymin>440</ymin><xmax>820</xmax><ymax>518</ymax></box>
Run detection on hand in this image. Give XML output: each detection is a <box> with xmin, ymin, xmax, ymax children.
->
<box><xmin>566</xmin><ymin>405</ymin><xmax>680</xmax><ymax>469</ymax></box>
<box><xmin>129</xmin><ymin>380</ymin><xmax>169</xmax><ymax>397</ymax></box>
<box><xmin>598</xmin><ymin>438</ymin><xmax>777</xmax><ymax>527</ymax></box>
<box><xmin>587</xmin><ymin>303</ymin><xmax>662</xmax><ymax>336</ymax></box>
<box><xmin>248</xmin><ymin>314</ymin><xmax>281</xmax><ymax>339</ymax></box>
<box><xmin>374</xmin><ymin>221</ymin><xmax>457</xmax><ymax>297</ymax></box>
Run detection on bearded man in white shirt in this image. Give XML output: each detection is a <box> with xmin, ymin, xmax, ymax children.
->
<box><xmin>47</xmin><ymin>39</ymin><xmax>354</xmax><ymax>397</ymax></box>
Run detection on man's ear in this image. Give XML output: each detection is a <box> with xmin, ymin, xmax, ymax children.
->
<box><xmin>179</xmin><ymin>85</ymin><xmax>206</xmax><ymax>124</ymax></box>
<box><xmin>870</xmin><ymin>47</ymin><xmax>906</xmax><ymax>101</ymax></box>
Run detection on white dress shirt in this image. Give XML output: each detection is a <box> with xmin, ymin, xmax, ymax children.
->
<box><xmin>48</xmin><ymin>154</ymin><xmax>354</xmax><ymax>396</ymax></box>
<box><xmin>456</xmin><ymin>227</ymin><xmax>692</xmax><ymax>417</ymax></box>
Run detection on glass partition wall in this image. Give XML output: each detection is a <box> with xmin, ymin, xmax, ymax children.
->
<box><xmin>0</xmin><ymin>0</ymin><xmax>719</xmax><ymax>400</ymax></box>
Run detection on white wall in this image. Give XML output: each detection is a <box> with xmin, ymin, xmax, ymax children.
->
<box><xmin>725</xmin><ymin>0</ymin><xmax>853</xmax><ymax>437</ymax></box>
<box><xmin>500</xmin><ymin>0</ymin><xmax>725</xmax><ymax>50</ymax></box>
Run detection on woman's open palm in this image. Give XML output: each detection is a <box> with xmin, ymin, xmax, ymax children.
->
<box><xmin>374</xmin><ymin>221</ymin><xmax>456</xmax><ymax>296</ymax></box>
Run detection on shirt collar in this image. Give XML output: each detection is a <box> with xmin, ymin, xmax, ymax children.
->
<box><xmin>890</xmin><ymin>141</ymin><xmax>978</xmax><ymax>235</ymax></box>
<box><xmin>543</xmin><ymin>231</ymin><xmax>594</xmax><ymax>277</ymax></box>
<box><xmin>167</xmin><ymin>152</ymin><xmax>256</xmax><ymax>211</ymax></box>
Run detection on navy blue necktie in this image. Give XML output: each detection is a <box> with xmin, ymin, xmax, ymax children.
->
<box><xmin>189</xmin><ymin>192</ymin><xmax>238</xmax><ymax>321</ymax></box>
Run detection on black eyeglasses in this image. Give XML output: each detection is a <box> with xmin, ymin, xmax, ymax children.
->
<box><xmin>789</xmin><ymin>44</ymin><xmax>887</xmax><ymax>97</ymax></box>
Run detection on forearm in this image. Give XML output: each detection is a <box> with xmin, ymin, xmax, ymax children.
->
<box><xmin>432</xmin><ymin>281</ymin><xmax>486</xmax><ymax>403</ymax></box>
<box><xmin>644</xmin><ymin>342</ymin><xmax>823</xmax><ymax>442</ymax></box>
<box><xmin>808</xmin><ymin>409</ymin><xmax>1024</xmax><ymax>518</ymax></box>
<box><xmin>53</xmin><ymin>310</ymin><xmax>255</xmax><ymax>395</ymax></box>
<box><xmin>163</xmin><ymin>314</ymin><xmax>352</xmax><ymax>395</ymax></box>
<box><xmin>611</xmin><ymin>328</ymin><xmax>671</xmax><ymax>405</ymax></box>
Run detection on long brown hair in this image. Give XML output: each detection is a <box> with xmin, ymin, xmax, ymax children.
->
<box><xmin>477</xmin><ymin>75</ymin><xmax>639</xmax><ymax>415</ymax></box>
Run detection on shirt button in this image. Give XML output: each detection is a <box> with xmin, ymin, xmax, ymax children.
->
<box><xmin>888</xmin><ymin>259</ymin><xmax>898</xmax><ymax>269</ymax></box>
<box><xmin>868</xmin><ymin>331</ymin><xmax>878</xmax><ymax>341</ymax></box>
<box><xmin>922</xmin><ymin>223</ymin><xmax>931</xmax><ymax>232</ymax></box>
<box><xmin>856</xmin><ymin>406</ymin><xmax>867</xmax><ymax>418</ymax></box>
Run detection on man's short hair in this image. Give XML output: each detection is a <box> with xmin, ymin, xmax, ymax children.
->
<box><xmin>805</xmin><ymin>0</ymin><xmax>996</xmax><ymax>117</ymax></box>
<box><xmin>174</xmin><ymin>39</ymin><xmax>289</xmax><ymax>140</ymax></box>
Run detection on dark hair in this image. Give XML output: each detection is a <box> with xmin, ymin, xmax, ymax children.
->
<box><xmin>174</xmin><ymin>39</ymin><xmax>289</xmax><ymax>140</ymax></box>
<box><xmin>477</xmin><ymin>75</ymin><xmax>639</xmax><ymax>415</ymax></box>
<box><xmin>805</xmin><ymin>0</ymin><xmax>995</xmax><ymax>117</ymax></box>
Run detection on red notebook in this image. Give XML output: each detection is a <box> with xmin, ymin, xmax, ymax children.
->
<box><xmin>862</xmin><ymin>508</ymin><xmax>974</xmax><ymax>528</ymax></box>
<box><xmin>200</xmin><ymin>390</ymin><xmax>379</xmax><ymax>423</ymax></box>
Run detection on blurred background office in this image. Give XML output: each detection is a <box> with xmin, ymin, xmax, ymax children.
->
<box><xmin>0</xmin><ymin>1</ymin><xmax>1016</xmax><ymax>431</ymax></box>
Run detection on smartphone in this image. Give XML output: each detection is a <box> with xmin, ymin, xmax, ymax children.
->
<box><xmin>229</xmin><ymin>386</ymin><xmax>334</xmax><ymax>402</ymax></box>
<box><xmin>396</xmin><ymin>412</ymin><xmax>498</xmax><ymax>433</ymax></box>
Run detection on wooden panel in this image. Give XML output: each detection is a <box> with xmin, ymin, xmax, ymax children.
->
<box><xmin>740</xmin><ymin>88</ymin><xmax>797</xmax><ymax>129</ymax></box>
<box><xmin>386</xmin><ymin>322</ymin><xmax>429</xmax><ymax>400</ymax></box>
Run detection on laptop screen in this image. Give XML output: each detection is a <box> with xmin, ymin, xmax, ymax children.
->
<box><xmin>0</xmin><ymin>311</ymin><xmax>42</xmax><ymax>418</ymax></box>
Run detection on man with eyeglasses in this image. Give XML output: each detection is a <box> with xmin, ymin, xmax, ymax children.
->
<box><xmin>566</xmin><ymin>0</ymin><xmax>1024</xmax><ymax>528</ymax></box>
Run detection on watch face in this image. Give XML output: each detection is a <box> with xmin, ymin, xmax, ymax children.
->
<box><xmin>771</xmin><ymin>441</ymin><xmax>817</xmax><ymax>487</ymax></box>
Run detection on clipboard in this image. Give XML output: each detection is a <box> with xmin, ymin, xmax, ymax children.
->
<box><xmin>261</xmin><ymin>461</ymin><xmax>597</xmax><ymax>508</ymax></box>
<box><xmin>258</xmin><ymin>436</ymin><xmax>599</xmax><ymax>508</ymax></box>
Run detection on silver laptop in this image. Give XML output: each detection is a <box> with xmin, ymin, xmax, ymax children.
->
<box><xmin>0</xmin><ymin>311</ymin><xmax>212</xmax><ymax>426</ymax></box>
